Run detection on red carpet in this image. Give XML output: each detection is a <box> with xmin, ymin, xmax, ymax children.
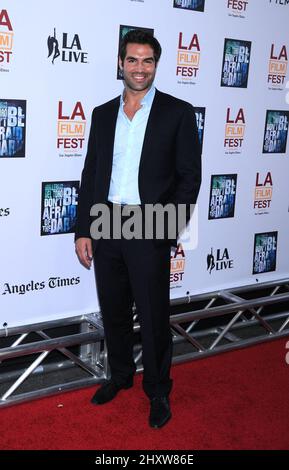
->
<box><xmin>1</xmin><ymin>338</ymin><xmax>289</xmax><ymax>450</ymax></box>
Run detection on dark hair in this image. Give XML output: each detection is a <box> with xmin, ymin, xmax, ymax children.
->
<box><xmin>119</xmin><ymin>29</ymin><xmax>162</xmax><ymax>64</ymax></box>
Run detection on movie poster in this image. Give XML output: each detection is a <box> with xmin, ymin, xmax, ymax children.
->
<box><xmin>208</xmin><ymin>174</ymin><xmax>237</xmax><ymax>220</ymax></box>
<box><xmin>173</xmin><ymin>0</ymin><xmax>205</xmax><ymax>12</ymax></box>
<box><xmin>253</xmin><ymin>232</ymin><xmax>278</xmax><ymax>274</ymax></box>
<box><xmin>195</xmin><ymin>107</ymin><xmax>206</xmax><ymax>153</ymax></box>
<box><xmin>221</xmin><ymin>39</ymin><xmax>251</xmax><ymax>88</ymax></box>
<box><xmin>0</xmin><ymin>99</ymin><xmax>26</xmax><ymax>157</ymax></box>
<box><xmin>263</xmin><ymin>110</ymin><xmax>289</xmax><ymax>153</ymax></box>
<box><xmin>41</xmin><ymin>181</ymin><xmax>79</xmax><ymax>235</ymax></box>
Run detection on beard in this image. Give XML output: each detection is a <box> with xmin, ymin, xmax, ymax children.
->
<box><xmin>122</xmin><ymin>70</ymin><xmax>156</xmax><ymax>92</ymax></box>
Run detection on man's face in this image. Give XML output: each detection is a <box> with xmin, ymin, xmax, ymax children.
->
<box><xmin>119</xmin><ymin>43</ymin><xmax>157</xmax><ymax>92</ymax></box>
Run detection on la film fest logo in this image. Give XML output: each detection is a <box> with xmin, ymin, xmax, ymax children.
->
<box><xmin>253</xmin><ymin>232</ymin><xmax>278</xmax><ymax>275</ymax></box>
<box><xmin>208</xmin><ymin>174</ymin><xmax>237</xmax><ymax>220</ymax></box>
<box><xmin>176</xmin><ymin>32</ymin><xmax>201</xmax><ymax>84</ymax></box>
<box><xmin>0</xmin><ymin>9</ymin><xmax>13</xmax><ymax>70</ymax></box>
<box><xmin>227</xmin><ymin>0</ymin><xmax>249</xmax><ymax>17</ymax></box>
<box><xmin>47</xmin><ymin>28</ymin><xmax>88</xmax><ymax>64</ymax></box>
<box><xmin>207</xmin><ymin>247</ymin><xmax>234</xmax><ymax>274</ymax></box>
<box><xmin>194</xmin><ymin>107</ymin><xmax>206</xmax><ymax>153</ymax></box>
<box><xmin>57</xmin><ymin>101</ymin><xmax>86</xmax><ymax>157</ymax></box>
<box><xmin>224</xmin><ymin>107</ymin><xmax>245</xmax><ymax>153</ymax></box>
<box><xmin>170</xmin><ymin>244</ymin><xmax>185</xmax><ymax>285</ymax></box>
<box><xmin>262</xmin><ymin>110</ymin><xmax>289</xmax><ymax>153</ymax></box>
<box><xmin>268</xmin><ymin>43</ymin><xmax>288</xmax><ymax>89</ymax></box>
<box><xmin>221</xmin><ymin>38</ymin><xmax>251</xmax><ymax>88</ymax></box>
<box><xmin>41</xmin><ymin>181</ymin><xmax>79</xmax><ymax>235</ymax></box>
<box><xmin>0</xmin><ymin>100</ymin><xmax>26</xmax><ymax>158</ymax></box>
<box><xmin>173</xmin><ymin>0</ymin><xmax>205</xmax><ymax>12</ymax></box>
<box><xmin>254</xmin><ymin>172</ymin><xmax>273</xmax><ymax>215</ymax></box>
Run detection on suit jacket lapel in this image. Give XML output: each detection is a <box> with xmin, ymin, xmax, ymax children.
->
<box><xmin>103</xmin><ymin>96</ymin><xmax>120</xmax><ymax>199</ymax></box>
<box><xmin>138</xmin><ymin>89</ymin><xmax>165</xmax><ymax>179</ymax></box>
<box><xmin>105</xmin><ymin>95</ymin><xmax>120</xmax><ymax>159</ymax></box>
<box><xmin>140</xmin><ymin>89</ymin><xmax>161</xmax><ymax>163</ymax></box>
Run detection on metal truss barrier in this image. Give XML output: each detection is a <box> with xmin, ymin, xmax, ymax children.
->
<box><xmin>0</xmin><ymin>278</ymin><xmax>289</xmax><ymax>408</ymax></box>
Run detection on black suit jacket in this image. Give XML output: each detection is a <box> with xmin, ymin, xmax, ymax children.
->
<box><xmin>75</xmin><ymin>89</ymin><xmax>201</xmax><ymax>245</ymax></box>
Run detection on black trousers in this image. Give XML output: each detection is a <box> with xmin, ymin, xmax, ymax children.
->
<box><xmin>93</xmin><ymin>234</ymin><xmax>173</xmax><ymax>399</ymax></box>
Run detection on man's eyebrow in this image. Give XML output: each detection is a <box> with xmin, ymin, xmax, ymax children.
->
<box><xmin>125</xmin><ymin>56</ymin><xmax>155</xmax><ymax>61</ymax></box>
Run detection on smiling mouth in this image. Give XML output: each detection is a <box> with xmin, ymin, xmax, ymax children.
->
<box><xmin>132</xmin><ymin>74</ymin><xmax>146</xmax><ymax>81</ymax></box>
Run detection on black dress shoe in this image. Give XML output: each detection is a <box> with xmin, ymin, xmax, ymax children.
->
<box><xmin>149</xmin><ymin>396</ymin><xmax>172</xmax><ymax>428</ymax></box>
<box><xmin>91</xmin><ymin>379</ymin><xmax>133</xmax><ymax>405</ymax></box>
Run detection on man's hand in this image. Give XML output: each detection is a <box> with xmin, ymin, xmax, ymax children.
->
<box><xmin>75</xmin><ymin>237</ymin><xmax>93</xmax><ymax>269</ymax></box>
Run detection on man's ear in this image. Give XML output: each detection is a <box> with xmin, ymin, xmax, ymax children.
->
<box><xmin>118</xmin><ymin>57</ymin><xmax>123</xmax><ymax>70</ymax></box>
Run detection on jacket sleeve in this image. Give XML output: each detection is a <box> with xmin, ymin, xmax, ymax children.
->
<box><xmin>172</xmin><ymin>103</ymin><xmax>202</xmax><ymax>207</ymax></box>
<box><xmin>74</xmin><ymin>107</ymin><xmax>98</xmax><ymax>241</ymax></box>
<box><xmin>167</xmin><ymin>103</ymin><xmax>202</xmax><ymax>246</ymax></box>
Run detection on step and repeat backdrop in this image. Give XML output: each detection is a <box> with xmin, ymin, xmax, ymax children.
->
<box><xmin>1</xmin><ymin>0</ymin><xmax>289</xmax><ymax>328</ymax></box>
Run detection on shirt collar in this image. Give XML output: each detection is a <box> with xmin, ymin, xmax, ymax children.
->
<box><xmin>121</xmin><ymin>85</ymin><xmax>156</xmax><ymax>108</ymax></box>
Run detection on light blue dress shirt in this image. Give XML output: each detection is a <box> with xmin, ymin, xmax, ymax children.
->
<box><xmin>107</xmin><ymin>86</ymin><xmax>156</xmax><ymax>204</ymax></box>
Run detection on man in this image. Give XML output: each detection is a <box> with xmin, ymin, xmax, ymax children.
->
<box><xmin>75</xmin><ymin>30</ymin><xmax>201</xmax><ymax>428</ymax></box>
